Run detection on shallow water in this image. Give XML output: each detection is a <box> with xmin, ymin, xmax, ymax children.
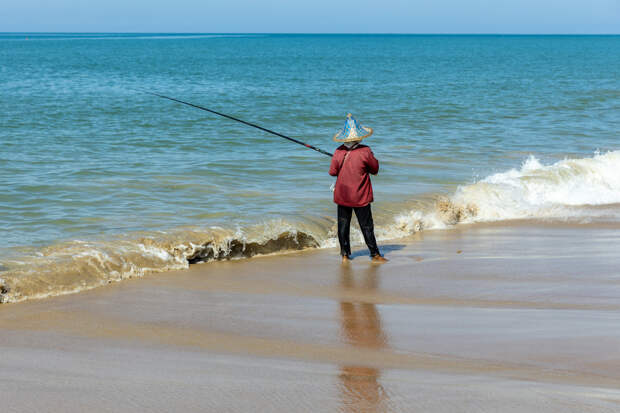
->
<box><xmin>1</xmin><ymin>34</ymin><xmax>620</xmax><ymax>301</ymax></box>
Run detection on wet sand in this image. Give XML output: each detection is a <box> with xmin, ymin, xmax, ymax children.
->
<box><xmin>2</xmin><ymin>223</ymin><xmax>620</xmax><ymax>412</ymax></box>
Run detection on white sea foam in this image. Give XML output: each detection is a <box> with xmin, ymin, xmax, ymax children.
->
<box><xmin>373</xmin><ymin>151</ymin><xmax>620</xmax><ymax>239</ymax></box>
<box><xmin>451</xmin><ymin>150</ymin><xmax>620</xmax><ymax>222</ymax></box>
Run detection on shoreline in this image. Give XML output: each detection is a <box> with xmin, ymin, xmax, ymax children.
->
<box><xmin>2</xmin><ymin>223</ymin><xmax>620</xmax><ymax>411</ymax></box>
<box><xmin>4</xmin><ymin>148</ymin><xmax>620</xmax><ymax>305</ymax></box>
<box><xmin>4</xmin><ymin>217</ymin><xmax>620</xmax><ymax>306</ymax></box>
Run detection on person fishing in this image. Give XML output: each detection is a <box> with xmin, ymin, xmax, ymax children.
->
<box><xmin>329</xmin><ymin>114</ymin><xmax>387</xmax><ymax>263</ymax></box>
<box><xmin>140</xmin><ymin>93</ymin><xmax>387</xmax><ymax>263</ymax></box>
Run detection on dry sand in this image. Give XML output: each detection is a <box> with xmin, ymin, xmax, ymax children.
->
<box><xmin>1</xmin><ymin>223</ymin><xmax>620</xmax><ymax>412</ymax></box>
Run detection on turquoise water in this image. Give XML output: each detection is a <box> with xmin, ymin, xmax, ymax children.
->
<box><xmin>1</xmin><ymin>34</ymin><xmax>620</xmax><ymax>302</ymax></box>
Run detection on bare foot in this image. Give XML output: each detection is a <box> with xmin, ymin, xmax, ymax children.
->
<box><xmin>371</xmin><ymin>255</ymin><xmax>388</xmax><ymax>264</ymax></box>
<box><xmin>342</xmin><ymin>255</ymin><xmax>351</xmax><ymax>264</ymax></box>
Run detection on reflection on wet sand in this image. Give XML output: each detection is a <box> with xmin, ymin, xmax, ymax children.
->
<box><xmin>339</xmin><ymin>264</ymin><xmax>389</xmax><ymax>412</ymax></box>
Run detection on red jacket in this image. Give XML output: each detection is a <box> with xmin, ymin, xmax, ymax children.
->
<box><xmin>329</xmin><ymin>144</ymin><xmax>379</xmax><ymax>207</ymax></box>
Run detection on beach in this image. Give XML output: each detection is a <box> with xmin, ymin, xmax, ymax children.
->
<box><xmin>2</xmin><ymin>222</ymin><xmax>620</xmax><ymax>412</ymax></box>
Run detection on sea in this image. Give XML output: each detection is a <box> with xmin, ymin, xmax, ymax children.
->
<box><xmin>1</xmin><ymin>33</ymin><xmax>619</xmax><ymax>302</ymax></box>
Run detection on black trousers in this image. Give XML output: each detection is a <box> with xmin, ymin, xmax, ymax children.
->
<box><xmin>337</xmin><ymin>204</ymin><xmax>381</xmax><ymax>257</ymax></box>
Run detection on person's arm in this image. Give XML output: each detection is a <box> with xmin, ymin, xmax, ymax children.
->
<box><xmin>365</xmin><ymin>148</ymin><xmax>379</xmax><ymax>175</ymax></box>
<box><xmin>329</xmin><ymin>150</ymin><xmax>342</xmax><ymax>176</ymax></box>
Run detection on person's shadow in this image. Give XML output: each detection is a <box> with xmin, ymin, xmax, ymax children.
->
<box><xmin>349</xmin><ymin>243</ymin><xmax>405</xmax><ymax>259</ymax></box>
<box><xmin>338</xmin><ymin>264</ymin><xmax>389</xmax><ymax>412</ymax></box>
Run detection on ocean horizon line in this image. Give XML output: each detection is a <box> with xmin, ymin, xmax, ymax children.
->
<box><xmin>2</xmin><ymin>32</ymin><xmax>619</xmax><ymax>36</ymax></box>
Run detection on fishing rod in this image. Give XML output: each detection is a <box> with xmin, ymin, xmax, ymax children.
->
<box><xmin>138</xmin><ymin>90</ymin><xmax>333</xmax><ymax>158</ymax></box>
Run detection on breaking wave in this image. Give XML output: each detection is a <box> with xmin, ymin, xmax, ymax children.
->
<box><xmin>439</xmin><ymin>150</ymin><xmax>620</xmax><ymax>224</ymax></box>
<box><xmin>375</xmin><ymin>150</ymin><xmax>620</xmax><ymax>240</ymax></box>
<box><xmin>2</xmin><ymin>151</ymin><xmax>620</xmax><ymax>304</ymax></box>
<box><xmin>0</xmin><ymin>222</ymin><xmax>325</xmax><ymax>304</ymax></box>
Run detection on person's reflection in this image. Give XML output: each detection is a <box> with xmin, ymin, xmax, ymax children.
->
<box><xmin>338</xmin><ymin>264</ymin><xmax>388</xmax><ymax>413</ymax></box>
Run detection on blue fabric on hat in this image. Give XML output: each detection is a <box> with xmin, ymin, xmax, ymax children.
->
<box><xmin>333</xmin><ymin>114</ymin><xmax>372</xmax><ymax>141</ymax></box>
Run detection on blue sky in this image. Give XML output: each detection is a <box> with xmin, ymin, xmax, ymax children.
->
<box><xmin>2</xmin><ymin>0</ymin><xmax>619</xmax><ymax>33</ymax></box>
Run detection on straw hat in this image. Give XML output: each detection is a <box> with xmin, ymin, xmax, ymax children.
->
<box><xmin>332</xmin><ymin>113</ymin><xmax>373</xmax><ymax>143</ymax></box>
